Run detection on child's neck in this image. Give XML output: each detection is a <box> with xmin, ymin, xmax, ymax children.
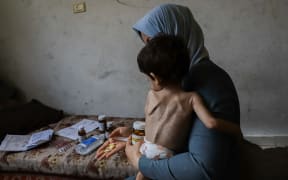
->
<box><xmin>151</xmin><ymin>82</ymin><xmax>182</xmax><ymax>92</ymax></box>
<box><xmin>163</xmin><ymin>83</ymin><xmax>182</xmax><ymax>92</ymax></box>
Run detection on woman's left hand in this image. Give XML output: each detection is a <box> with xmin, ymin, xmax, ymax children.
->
<box><xmin>125</xmin><ymin>136</ymin><xmax>143</xmax><ymax>169</ymax></box>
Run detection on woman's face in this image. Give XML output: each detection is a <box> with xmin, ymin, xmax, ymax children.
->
<box><xmin>141</xmin><ymin>32</ymin><xmax>151</xmax><ymax>44</ymax></box>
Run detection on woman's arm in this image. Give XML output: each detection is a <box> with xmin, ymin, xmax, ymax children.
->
<box><xmin>125</xmin><ymin>136</ymin><xmax>209</xmax><ymax>180</ymax></box>
<box><xmin>190</xmin><ymin>92</ymin><xmax>242</xmax><ymax>138</ymax></box>
<box><xmin>126</xmin><ymin>120</ymin><xmax>235</xmax><ymax>180</ymax></box>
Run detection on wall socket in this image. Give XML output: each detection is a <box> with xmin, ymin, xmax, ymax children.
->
<box><xmin>73</xmin><ymin>2</ymin><xmax>86</xmax><ymax>13</ymax></box>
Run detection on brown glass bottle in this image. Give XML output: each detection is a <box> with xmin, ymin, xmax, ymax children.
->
<box><xmin>78</xmin><ymin>126</ymin><xmax>86</xmax><ymax>142</ymax></box>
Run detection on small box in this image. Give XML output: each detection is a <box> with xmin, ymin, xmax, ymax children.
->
<box><xmin>73</xmin><ymin>2</ymin><xmax>86</xmax><ymax>14</ymax></box>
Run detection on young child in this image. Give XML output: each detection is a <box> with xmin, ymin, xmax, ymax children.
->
<box><xmin>136</xmin><ymin>34</ymin><xmax>241</xmax><ymax>180</ymax></box>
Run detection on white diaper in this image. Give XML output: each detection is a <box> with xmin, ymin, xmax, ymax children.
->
<box><xmin>140</xmin><ymin>138</ymin><xmax>174</xmax><ymax>159</ymax></box>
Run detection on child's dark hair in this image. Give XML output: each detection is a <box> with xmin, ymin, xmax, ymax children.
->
<box><xmin>137</xmin><ymin>34</ymin><xmax>190</xmax><ymax>85</ymax></box>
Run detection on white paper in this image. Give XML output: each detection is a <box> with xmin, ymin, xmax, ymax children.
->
<box><xmin>0</xmin><ymin>135</ymin><xmax>31</xmax><ymax>151</ymax></box>
<box><xmin>55</xmin><ymin>119</ymin><xmax>99</xmax><ymax>140</ymax></box>
<box><xmin>0</xmin><ymin>129</ymin><xmax>54</xmax><ymax>152</ymax></box>
<box><xmin>26</xmin><ymin>129</ymin><xmax>54</xmax><ymax>149</ymax></box>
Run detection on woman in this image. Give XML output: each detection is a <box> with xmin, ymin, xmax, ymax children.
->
<box><xmin>96</xmin><ymin>4</ymin><xmax>240</xmax><ymax>180</ymax></box>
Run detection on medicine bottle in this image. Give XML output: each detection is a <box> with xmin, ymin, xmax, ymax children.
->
<box><xmin>98</xmin><ymin>115</ymin><xmax>107</xmax><ymax>134</ymax></box>
<box><xmin>78</xmin><ymin>125</ymin><xmax>86</xmax><ymax>142</ymax></box>
<box><xmin>132</xmin><ymin>121</ymin><xmax>145</xmax><ymax>145</ymax></box>
<box><xmin>105</xmin><ymin>121</ymin><xmax>112</xmax><ymax>140</ymax></box>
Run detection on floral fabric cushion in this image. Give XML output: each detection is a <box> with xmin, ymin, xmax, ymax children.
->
<box><xmin>0</xmin><ymin>115</ymin><xmax>143</xmax><ymax>179</ymax></box>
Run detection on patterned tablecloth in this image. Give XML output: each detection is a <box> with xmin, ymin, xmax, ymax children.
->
<box><xmin>0</xmin><ymin>115</ymin><xmax>144</xmax><ymax>179</ymax></box>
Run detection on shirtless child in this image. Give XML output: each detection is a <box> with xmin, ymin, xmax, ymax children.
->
<box><xmin>134</xmin><ymin>35</ymin><xmax>241</xmax><ymax>180</ymax></box>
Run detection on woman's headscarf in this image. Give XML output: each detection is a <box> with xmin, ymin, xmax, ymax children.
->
<box><xmin>133</xmin><ymin>4</ymin><xmax>209</xmax><ymax>68</ymax></box>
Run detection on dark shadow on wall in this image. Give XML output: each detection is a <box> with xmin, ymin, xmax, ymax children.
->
<box><xmin>0</xmin><ymin>80</ymin><xmax>26</xmax><ymax>107</ymax></box>
<box><xmin>0</xmin><ymin>80</ymin><xmax>64</xmax><ymax>141</ymax></box>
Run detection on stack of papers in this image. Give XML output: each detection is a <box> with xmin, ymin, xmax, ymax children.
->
<box><xmin>55</xmin><ymin>119</ymin><xmax>99</xmax><ymax>140</ymax></box>
<box><xmin>0</xmin><ymin>129</ymin><xmax>54</xmax><ymax>152</ymax></box>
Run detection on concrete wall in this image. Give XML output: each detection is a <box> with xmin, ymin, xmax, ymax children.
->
<box><xmin>0</xmin><ymin>0</ymin><xmax>287</xmax><ymax>136</ymax></box>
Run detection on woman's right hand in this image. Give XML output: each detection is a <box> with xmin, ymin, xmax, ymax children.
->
<box><xmin>95</xmin><ymin>126</ymin><xmax>132</xmax><ymax>160</ymax></box>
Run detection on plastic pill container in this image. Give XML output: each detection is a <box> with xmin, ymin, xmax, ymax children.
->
<box><xmin>98</xmin><ymin>115</ymin><xmax>107</xmax><ymax>133</ymax></box>
<box><xmin>131</xmin><ymin>121</ymin><xmax>145</xmax><ymax>145</ymax></box>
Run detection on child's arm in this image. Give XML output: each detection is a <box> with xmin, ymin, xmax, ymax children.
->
<box><xmin>190</xmin><ymin>92</ymin><xmax>242</xmax><ymax>138</ymax></box>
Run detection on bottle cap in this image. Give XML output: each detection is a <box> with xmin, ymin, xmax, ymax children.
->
<box><xmin>78</xmin><ymin>125</ymin><xmax>85</xmax><ymax>131</ymax></box>
<box><xmin>133</xmin><ymin>121</ymin><xmax>145</xmax><ymax>130</ymax></box>
<box><xmin>98</xmin><ymin>115</ymin><xmax>106</xmax><ymax>121</ymax></box>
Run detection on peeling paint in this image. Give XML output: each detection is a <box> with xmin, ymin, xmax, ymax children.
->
<box><xmin>21</xmin><ymin>0</ymin><xmax>32</xmax><ymax>7</ymax></box>
<box><xmin>98</xmin><ymin>70</ymin><xmax>118</xmax><ymax>79</ymax></box>
<box><xmin>45</xmin><ymin>52</ymin><xmax>55</xmax><ymax>60</ymax></box>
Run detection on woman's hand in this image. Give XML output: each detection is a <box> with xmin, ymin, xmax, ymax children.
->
<box><xmin>125</xmin><ymin>136</ymin><xmax>143</xmax><ymax>169</ymax></box>
<box><xmin>95</xmin><ymin>126</ymin><xmax>132</xmax><ymax>160</ymax></box>
<box><xmin>95</xmin><ymin>138</ymin><xmax>126</xmax><ymax>160</ymax></box>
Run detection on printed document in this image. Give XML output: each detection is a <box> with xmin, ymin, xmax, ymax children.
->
<box><xmin>0</xmin><ymin>129</ymin><xmax>54</xmax><ymax>152</ymax></box>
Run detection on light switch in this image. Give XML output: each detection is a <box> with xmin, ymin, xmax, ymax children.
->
<box><xmin>73</xmin><ymin>2</ymin><xmax>86</xmax><ymax>13</ymax></box>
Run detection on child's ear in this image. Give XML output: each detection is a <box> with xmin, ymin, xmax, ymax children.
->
<box><xmin>149</xmin><ymin>73</ymin><xmax>161</xmax><ymax>85</ymax></box>
<box><xmin>148</xmin><ymin>73</ymin><xmax>155</xmax><ymax>81</ymax></box>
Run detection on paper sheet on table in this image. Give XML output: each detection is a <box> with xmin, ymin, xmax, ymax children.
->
<box><xmin>55</xmin><ymin>119</ymin><xmax>99</xmax><ymax>140</ymax></box>
<box><xmin>0</xmin><ymin>129</ymin><xmax>54</xmax><ymax>152</ymax></box>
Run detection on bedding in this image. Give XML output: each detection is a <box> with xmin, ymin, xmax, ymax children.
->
<box><xmin>1</xmin><ymin>115</ymin><xmax>287</xmax><ymax>179</ymax></box>
<box><xmin>0</xmin><ymin>115</ymin><xmax>142</xmax><ymax>179</ymax></box>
